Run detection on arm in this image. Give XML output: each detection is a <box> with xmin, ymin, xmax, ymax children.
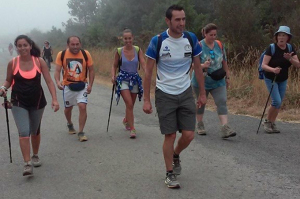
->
<box><xmin>193</xmin><ymin>55</ymin><xmax>207</xmax><ymax>107</ymax></box>
<box><xmin>87</xmin><ymin>65</ymin><xmax>95</xmax><ymax>94</ymax></box>
<box><xmin>138</xmin><ymin>49</ymin><xmax>146</xmax><ymax>72</ymax></box>
<box><xmin>287</xmin><ymin>54</ymin><xmax>300</xmax><ymax>68</ymax></box>
<box><xmin>39</xmin><ymin>57</ymin><xmax>59</xmax><ymax>112</ymax></box>
<box><xmin>111</xmin><ymin>51</ymin><xmax>119</xmax><ymax>84</ymax></box>
<box><xmin>0</xmin><ymin>60</ymin><xmax>14</xmax><ymax>97</ymax></box>
<box><xmin>143</xmin><ymin>57</ymin><xmax>155</xmax><ymax>114</ymax></box>
<box><xmin>262</xmin><ymin>55</ymin><xmax>281</xmax><ymax>74</ymax></box>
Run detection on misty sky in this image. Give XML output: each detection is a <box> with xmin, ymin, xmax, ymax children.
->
<box><xmin>0</xmin><ymin>0</ymin><xmax>71</xmax><ymax>38</ymax></box>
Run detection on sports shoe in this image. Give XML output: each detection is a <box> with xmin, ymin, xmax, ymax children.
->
<box><xmin>172</xmin><ymin>157</ymin><xmax>181</xmax><ymax>175</ymax></box>
<box><xmin>196</xmin><ymin>121</ymin><xmax>206</xmax><ymax>135</ymax></box>
<box><xmin>129</xmin><ymin>129</ymin><xmax>136</xmax><ymax>139</ymax></box>
<box><xmin>123</xmin><ymin>118</ymin><xmax>131</xmax><ymax>130</ymax></box>
<box><xmin>78</xmin><ymin>132</ymin><xmax>88</xmax><ymax>142</ymax></box>
<box><xmin>271</xmin><ymin>122</ymin><xmax>280</xmax><ymax>133</ymax></box>
<box><xmin>23</xmin><ymin>162</ymin><xmax>33</xmax><ymax>176</ymax></box>
<box><xmin>165</xmin><ymin>173</ymin><xmax>180</xmax><ymax>188</ymax></box>
<box><xmin>67</xmin><ymin>123</ymin><xmax>76</xmax><ymax>134</ymax></box>
<box><xmin>221</xmin><ymin>124</ymin><xmax>237</xmax><ymax>139</ymax></box>
<box><xmin>263</xmin><ymin>119</ymin><xmax>273</xmax><ymax>134</ymax></box>
<box><xmin>31</xmin><ymin>155</ymin><xmax>42</xmax><ymax>167</ymax></box>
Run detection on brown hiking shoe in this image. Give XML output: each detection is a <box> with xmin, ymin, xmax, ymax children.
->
<box><xmin>78</xmin><ymin>132</ymin><xmax>88</xmax><ymax>142</ymax></box>
<box><xmin>196</xmin><ymin>121</ymin><xmax>206</xmax><ymax>135</ymax></box>
<box><xmin>271</xmin><ymin>122</ymin><xmax>280</xmax><ymax>133</ymax></box>
<box><xmin>67</xmin><ymin>123</ymin><xmax>76</xmax><ymax>134</ymax></box>
<box><xmin>221</xmin><ymin>124</ymin><xmax>236</xmax><ymax>139</ymax></box>
<box><xmin>263</xmin><ymin>119</ymin><xmax>274</xmax><ymax>134</ymax></box>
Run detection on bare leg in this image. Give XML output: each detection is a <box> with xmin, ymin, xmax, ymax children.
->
<box><xmin>64</xmin><ymin>106</ymin><xmax>73</xmax><ymax>124</ymax></box>
<box><xmin>174</xmin><ymin>130</ymin><xmax>194</xmax><ymax>155</ymax></box>
<box><xmin>121</xmin><ymin>90</ymin><xmax>137</xmax><ymax>129</ymax></box>
<box><xmin>31</xmin><ymin>133</ymin><xmax>41</xmax><ymax>155</ymax></box>
<box><xmin>218</xmin><ymin>115</ymin><xmax>228</xmax><ymax>125</ymax></box>
<box><xmin>78</xmin><ymin>103</ymin><xmax>87</xmax><ymax>132</ymax></box>
<box><xmin>19</xmin><ymin>137</ymin><xmax>31</xmax><ymax>162</ymax></box>
<box><xmin>267</xmin><ymin>106</ymin><xmax>280</xmax><ymax>122</ymax></box>
<box><xmin>163</xmin><ymin>133</ymin><xmax>177</xmax><ymax>171</ymax></box>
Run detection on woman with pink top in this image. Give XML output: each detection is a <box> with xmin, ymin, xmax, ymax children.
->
<box><xmin>0</xmin><ymin>35</ymin><xmax>59</xmax><ymax>176</ymax></box>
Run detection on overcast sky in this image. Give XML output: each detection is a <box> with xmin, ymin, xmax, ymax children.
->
<box><xmin>0</xmin><ymin>0</ymin><xmax>71</xmax><ymax>40</ymax></box>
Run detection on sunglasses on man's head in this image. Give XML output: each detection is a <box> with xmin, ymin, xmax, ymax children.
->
<box><xmin>209</xmin><ymin>50</ymin><xmax>215</xmax><ymax>59</ymax></box>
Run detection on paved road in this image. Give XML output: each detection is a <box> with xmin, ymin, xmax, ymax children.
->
<box><xmin>0</xmin><ymin>52</ymin><xmax>299</xmax><ymax>199</ymax></box>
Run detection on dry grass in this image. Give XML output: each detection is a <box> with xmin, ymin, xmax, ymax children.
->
<box><xmin>89</xmin><ymin>47</ymin><xmax>299</xmax><ymax>123</ymax></box>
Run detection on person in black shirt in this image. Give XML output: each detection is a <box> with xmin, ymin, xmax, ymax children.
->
<box><xmin>42</xmin><ymin>41</ymin><xmax>53</xmax><ymax>70</ymax></box>
<box><xmin>261</xmin><ymin>26</ymin><xmax>300</xmax><ymax>133</ymax></box>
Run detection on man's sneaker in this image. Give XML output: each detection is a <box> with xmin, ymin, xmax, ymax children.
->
<box><xmin>196</xmin><ymin>121</ymin><xmax>206</xmax><ymax>135</ymax></box>
<box><xmin>271</xmin><ymin>122</ymin><xmax>280</xmax><ymax>133</ymax></box>
<box><xmin>67</xmin><ymin>123</ymin><xmax>76</xmax><ymax>134</ymax></box>
<box><xmin>172</xmin><ymin>157</ymin><xmax>181</xmax><ymax>175</ymax></box>
<box><xmin>165</xmin><ymin>173</ymin><xmax>180</xmax><ymax>188</ymax></box>
<box><xmin>23</xmin><ymin>162</ymin><xmax>33</xmax><ymax>176</ymax></box>
<box><xmin>78</xmin><ymin>132</ymin><xmax>88</xmax><ymax>142</ymax></box>
<box><xmin>221</xmin><ymin>124</ymin><xmax>237</xmax><ymax>139</ymax></box>
<box><xmin>129</xmin><ymin>129</ymin><xmax>136</xmax><ymax>139</ymax></box>
<box><xmin>263</xmin><ymin>119</ymin><xmax>273</xmax><ymax>134</ymax></box>
<box><xmin>31</xmin><ymin>155</ymin><xmax>42</xmax><ymax>167</ymax></box>
<box><xmin>123</xmin><ymin>118</ymin><xmax>131</xmax><ymax>130</ymax></box>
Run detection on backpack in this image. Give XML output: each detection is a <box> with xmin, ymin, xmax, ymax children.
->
<box><xmin>258</xmin><ymin>43</ymin><xmax>292</xmax><ymax>79</ymax></box>
<box><xmin>156</xmin><ymin>31</ymin><xmax>194</xmax><ymax>74</ymax></box>
<box><xmin>60</xmin><ymin>49</ymin><xmax>89</xmax><ymax>78</ymax></box>
<box><xmin>117</xmin><ymin>46</ymin><xmax>140</xmax><ymax>71</ymax></box>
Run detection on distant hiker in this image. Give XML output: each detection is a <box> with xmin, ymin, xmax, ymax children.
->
<box><xmin>191</xmin><ymin>23</ymin><xmax>236</xmax><ymax>138</ymax></box>
<box><xmin>42</xmin><ymin>41</ymin><xmax>53</xmax><ymax>70</ymax></box>
<box><xmin>111</xmin><ymin>28</ymin><xmax>145</xmax><ymax>138</ymax></box>
<box><xmin>0</xmin><ymin>35</ymin><xmax>59</xmax><ymax>176</ymax></box>
<box><xmin>8</xmin><ymin>43</ymin><xmax>13</xmax><ymax>56</ymax></box>
<box><xmin>54</xmin><ymin>36</ymin><xmax>95</xmax><ymax>142</ymax></box>
<box><xmin>143</xmin><ymin>5</ymin><xmax>206</xmax><ymax>188</ymax></box>
<box><xmin>261</xmin><ymin>26</ymin><xmax>300</xmax><ymax>133</ymax></box>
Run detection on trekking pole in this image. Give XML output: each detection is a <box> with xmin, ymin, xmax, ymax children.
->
<box><xmin>256</xmin><ymin>75</ymin><xmax>277</xmax><ymax>134</ymax></box>
<box><xmin>106</xmin><ymin>84</ymin><xmax>115</xmax><ymax>132</ymax></box>
<box><xmin>3</xmin><ymin>96</ymin><xmax>12</xmax><ymax>163</ymax></box>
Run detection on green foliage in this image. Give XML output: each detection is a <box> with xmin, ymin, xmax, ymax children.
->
<box><xmin>29</xmin><ymin>0</ymin><xmax>300</xmax><ymax>57</ymax></box>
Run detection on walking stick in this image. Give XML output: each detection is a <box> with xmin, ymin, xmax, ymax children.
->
<box><xmin>256</xmin><ymin>75</ymin><xmax>277</xmax><ymax>134</ymax></box>
<box><xmin>4</xmin><ymin>96</ymin><xmax>12</xmax><ymax>163</ymax></box>
<box><xmin>106</xmin><ymin>84</ymin><xmax>115</xmax><ymax>132</ymax></box>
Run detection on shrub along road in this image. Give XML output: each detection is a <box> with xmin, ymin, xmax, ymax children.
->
<box><xmin>0</xmin><ymin>51</ymin><xmax>299</xmax><ymax>199</ymax></box>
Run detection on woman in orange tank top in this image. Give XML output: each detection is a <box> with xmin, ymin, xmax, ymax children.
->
<box><xmin>0</xmin><ymin>35</ymin><xmax>59</xmax><ymax>176</ymax></box>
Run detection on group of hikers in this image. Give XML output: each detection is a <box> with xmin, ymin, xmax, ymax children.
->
<box><xmin>0</xmin><ymin>4</ymin><xmax>299</xmax><ymax>189</ymax></box>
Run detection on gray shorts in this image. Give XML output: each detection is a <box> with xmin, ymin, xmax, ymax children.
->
<box><xmin>155</xmin><ymin>87</ymin><xmax>196</xmax><ymax>134</ymax></box>
<box><xmin>11</xmin><ymin>106</ymin><xmax>44</xmax><ymax>137</ymax></box>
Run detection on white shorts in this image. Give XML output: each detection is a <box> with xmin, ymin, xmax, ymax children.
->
<box><xmin>120</xmin><ymin>81</ymin><xmax>138</xmax><ymax>93</ymax></box>
<box><xmin>63</xmin><ymin>83</ymin><xmax>88</xmax><ymax>107</ymax></box>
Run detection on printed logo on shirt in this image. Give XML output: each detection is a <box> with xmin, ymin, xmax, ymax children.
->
<box><xmin>66</xmin><ymin>58</ymin><xmax>83</xmax><ymax>82</ymax></box>
<box><xmin>184</xmin><ymin>52</ymin><xmax>192</xmax><ymax>57</ymax></box>
<box><xmin>163</xmin><ymin>46</ymin><xmax>170</xmax><ymax>52</ymax></box>
<box><xmin>184</xmin><ymin>44</ymin><xmax>191</xmax><ymax>51</ymax></box>
<box><xmin>161</xmin><ymin>52</ymin><xmax>171</xmax><ymax>59</ymax></box>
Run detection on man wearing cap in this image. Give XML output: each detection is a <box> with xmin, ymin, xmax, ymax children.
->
<box><xmin>261</xmin><ymin>26</ymin><xmax>300</xmax><ymax>133</ymax></box>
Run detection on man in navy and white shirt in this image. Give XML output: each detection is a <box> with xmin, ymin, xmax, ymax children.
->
<box><xmin>143</xmin><ymin>4</ymin><xmax>206</xmax><ymax>188</ymax></box>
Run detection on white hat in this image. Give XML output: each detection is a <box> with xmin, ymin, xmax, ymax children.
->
<box><xmin>274</xmin><ymin>26</ymin><xmax>292</xmax><ymax>37</ymax></box>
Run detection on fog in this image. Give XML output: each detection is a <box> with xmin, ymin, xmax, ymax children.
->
<box><xmin>0</xmin><ymin>0</ymin><xmax>71</xmax><ymax>46</ymax></box>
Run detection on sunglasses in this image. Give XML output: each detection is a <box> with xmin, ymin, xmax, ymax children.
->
<box><xmin>209</xmin><ymin>50</ymin><xmax>215</xmax><ymax>59</ymax></box>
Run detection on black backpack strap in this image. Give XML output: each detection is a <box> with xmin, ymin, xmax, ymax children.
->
<box><xmin>60</xmin><ymin>50</ymin><xmax>66</xmax><ymax>67</ymax></box>
<box><xmin>80</xmin><ymin>49</ymin><xmax>89</xmax><ymax>78</ymax></box>
<box><xmin>183</xmin><ymin>31</ymin><xmax>194</xmax><ymax>74</ymax></box>
<box><xmin>80</xmin><ymin>49</ymin><xmax>88</xmax><ymax>62</ymax></box>
<box><xmin>156</xmin><ymin>34</ymin><xmax>162</xmax><ymax>64</ymax></box>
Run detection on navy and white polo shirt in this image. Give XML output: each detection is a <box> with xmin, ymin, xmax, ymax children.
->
<box><xmin>146</xmin><ymin>29</ymin><xmax>201</xmax><ymax>95</ymax></box>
